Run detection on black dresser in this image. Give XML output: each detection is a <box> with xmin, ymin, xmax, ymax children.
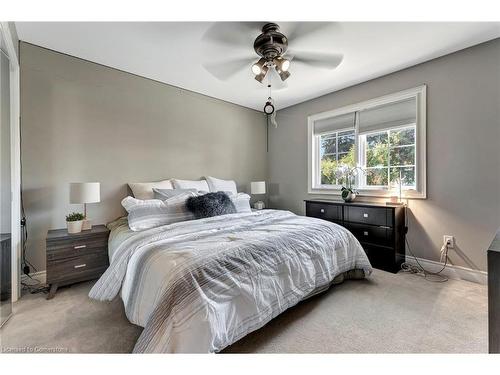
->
<box><xmin>305</xmin><ymin>200</ymin><xmax>406</xmax><ymax>273</ymax></box>
<box><xmin>488</xmin><ymin>229</ymin><xmax>500</xmax><ymax>353</ymax></box>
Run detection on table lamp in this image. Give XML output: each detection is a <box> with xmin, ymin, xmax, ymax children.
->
<box><xmin>69</xmin><ymin>182</ymin><xmax>100</xmax><ymax>230</ymax></box>
<box><xmin>250</xmin><ymin>181</ymin><xmax>266</xmax><ymax>210</ymax></box>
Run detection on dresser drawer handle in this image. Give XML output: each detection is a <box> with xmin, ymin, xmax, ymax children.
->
<box><xmin>363</xmin><ymin>213</ymin><xmax>369</xmax><ymax>218</ymax></box>
<box><xmin>363</xmin><ymin>231</ymin><xmax>369</xmax><ymax>236</ymax></box>
<box><xmin>320</xmin><ymin>208</ymin><xmax>325</xmax><ymax>213</ymax></box>
<box><xmin>74</xmin><ymin>245</ymin><xmax>86</xmax><ymax>249</ymax></box>
<box><xmin>74</xmin><ymin>264</ymin><xmax>87</xmax><ymax>269</ymax></box>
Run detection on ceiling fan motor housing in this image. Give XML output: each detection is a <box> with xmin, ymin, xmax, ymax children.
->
<box><xmin>254</xmin><ymin>23</ymin><xmax>288</xmax><ymax>61</ymax></box>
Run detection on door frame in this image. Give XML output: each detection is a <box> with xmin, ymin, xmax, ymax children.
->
<box><xmin>0</xmin><ymin>22</ymin><xmax>21</xmax><ymax>302</ymax></box>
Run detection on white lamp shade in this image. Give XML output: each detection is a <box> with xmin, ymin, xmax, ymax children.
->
<box><xmin>251</xmin><ymin>181</ymin><xmax>266</xmax><ymax>195</ymax></box>
<box><xmin>69</xmin><ymin>182</ymin><xmax>100</xmax><ymax>204</ymax></box>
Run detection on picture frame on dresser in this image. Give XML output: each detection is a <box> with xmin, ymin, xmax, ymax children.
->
<box><xmin>305</xmin><ymin>200</ymin><xmax>406</xmax><ymax>273</ymax></box>
<box><xmin>45</xmin><ymin>225</ymin><xmax>110</xmax><ymax>299</ymax></box>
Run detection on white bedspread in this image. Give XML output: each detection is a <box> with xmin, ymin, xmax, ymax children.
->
<box><xmin>89</xmin><ymin>209</ymin><xmax>372</xmax><ymax>353</ymax></box>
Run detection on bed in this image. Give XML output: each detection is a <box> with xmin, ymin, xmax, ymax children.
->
<box><xmin>89</xmin><ymin>209</ymin><xmax>372</xmax><ymax>353</ymax></box>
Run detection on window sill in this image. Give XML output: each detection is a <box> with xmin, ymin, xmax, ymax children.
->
<box><xmin>308</xmin><ymin>187</ymin><xmax>426</xmax><ymax>199</ymax></box>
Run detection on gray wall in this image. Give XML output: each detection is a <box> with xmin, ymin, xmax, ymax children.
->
<box><xmin>269</xmin><ymin>38</ymin><xmax>500</xmax><ymax>272</ymax></box>
<box><xmin>20</xmin><ymin>43</ymin><xmax>267</xmax><ymax>271</ymax></box>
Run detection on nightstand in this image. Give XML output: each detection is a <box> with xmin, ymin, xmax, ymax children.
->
<box><xmin>46</xmin><ymin>225</ymin><xmax>110</xmax><ymax>299</ymax></box>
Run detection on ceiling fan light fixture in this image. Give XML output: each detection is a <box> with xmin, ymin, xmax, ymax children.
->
<box><xmin>281</xmin><ymin>59</ymin><xmax>290</xmax><ymax>72</ymax></box>
<box><xmin>274</xmin><ymin>57</ymin><xmax>290</xmax><ymax>72</ymax></box>
<box><xmin>251</xmin><ymin>57</ymin><xmax>266</xmax><ymax>75</ymax></box>
<box><xmin>277</xmin><ymin>69</ymin><xmax>290</xmax><ymax>81</ymax></box>
<box><xmin>254</xmin><ymin>64</ymin><xmax>269</xmax><ymax>83</ymax></box>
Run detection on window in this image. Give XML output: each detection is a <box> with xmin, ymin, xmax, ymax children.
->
<box><xmin>319</xmin><ymin>129</ymin><xmax>355</xmax><ymax>186</ymax></box>
<box><xmin>308</xmin><ymin>86</ymin><xmax>426</xmax><ymax>198</ymax></box>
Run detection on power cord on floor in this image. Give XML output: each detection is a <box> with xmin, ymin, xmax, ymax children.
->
<box><xmin>400</xmin><ymin>205</ymin><xmax>449</xmax><ymax>282</ymax></box>
<box><xmin>401</xmin><ymin>237</ymin><xmax>449</xmax><ymax>282</ymax></box>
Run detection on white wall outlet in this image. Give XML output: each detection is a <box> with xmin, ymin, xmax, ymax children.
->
<box><xmin>444</xmin><ymin>235</ymin><xmax>455</xmax><ymax>249</ymax></box>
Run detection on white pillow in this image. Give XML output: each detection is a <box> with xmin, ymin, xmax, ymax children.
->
<box><xmin>205</xmin><ymin>176</ymin><xmax>237</xmax><ymax>196</ymax></box>
<box><xmin>128</xmin><ymin>179</ymin><xmax>173</xmax><ymax>200</ymax></box>
<box><xmin>230</xmin><ymin>193</ymin><xmax>252</xmax><ymax>213</ymax></box>
<box><xmin>122</xmin><ymin>192</ymin><xmax>195</xmax><ymax>231</ymax></box>
<box><xmin>172</xmin><ymin>179</ymin><xmax>209</xmax><ymax>192</ymax></box>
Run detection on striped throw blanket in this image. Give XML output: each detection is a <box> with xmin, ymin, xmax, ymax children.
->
<box><xmin>89</xmin><ymin>209</ymin><xmax>372</xmax><ymax>353</ymax></box>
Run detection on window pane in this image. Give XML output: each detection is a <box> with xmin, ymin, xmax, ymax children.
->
<box><xmin>320</xmin><ymin>155</ymin><xmax>337</xmax><ymax>185</ymax></box>
<box><xmin>390</xmin><ymin>145</ymin><xmax>415</xmax><ymax>166</ymax></box>
<box><xmin>366</xmin><ymin>168</ymin><xmax>388</xmax><ymax>186</ymax></box>
<box><xmin>366</xmin><ymin>132</ymin><xmax>388</xmax><ymax>148</ymax></box>
<box><xmin>338</xmin><ymin>132</ymin><xmax>355</xmax><ymax>153</ymax></box>
<box><xmin>390</xmin><ymin>127</ymin><xmax>415</xmax><ymax>146</ymax></box>
<box><xmin>390</xmin><ymin>166</ymin><xmax>416</xmax><ymax>188</ymax></box>
<box><xmin>338</xmin><ymin>151</ymin><xmax>354</xmax><ymax>166</ymax></box>
<box><xmin>320</xmin><ymin>136</ymin><xmax>336</xmax><ymax>155</ymax></box>
<box><xmin>366</xmin><ymin>132</ymin><xmax>389</xmax><ymax>167</ymax></box>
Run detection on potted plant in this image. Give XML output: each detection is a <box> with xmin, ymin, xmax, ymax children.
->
<box><xmin>336</xmin><ymin>166</ymin><xmax>366</xmax><ymax>202</ymax></box>
<box><xmin>66</xmin><ymin>212</ymin><xmax>85</xmax><ymax>234</ymax></box>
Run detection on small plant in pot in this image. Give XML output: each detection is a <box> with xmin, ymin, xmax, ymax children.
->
<box><xmin>66</xmin><ymin>212</ymin><xmax>85</xmax><ymax>234</ymax></box>
<box><xmin>336</xmin><ymin>166</ymin><xmax>366</xmax><ymax>202</ymax></box>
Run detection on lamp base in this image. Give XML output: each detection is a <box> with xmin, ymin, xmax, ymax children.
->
<box><xmin>253</xmin><ymin>201</ymin><xmax>265</xmax><ymax>210</ymax></box>
<box><xmin>82</xmin><ymin>218</ymin><xmax>92</xmax><ymax>231</ymax></box>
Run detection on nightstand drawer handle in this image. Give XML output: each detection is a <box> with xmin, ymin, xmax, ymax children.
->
<box><xmin>74</xmin><ymin>245</ymin><xmax>86</xmax><ymax>249</ymax></box>
<box><xmin>363</xmin><ymin>213</ymin><xmax>369</xmax><ymax>218</ymax></box>
<box><xmin>74</xmin><ymin>264</ymin><xmax>87</xmax><ymax>269</ymax></box>
<box><xmin>320</xmin><ymin>209</ymin><xmax>325</xmax><ymax>213</ymax></box>
<box><xmin>363</xmin><ymin>231</ymin><xmax>369</xmax><ymax>236</ymax></box>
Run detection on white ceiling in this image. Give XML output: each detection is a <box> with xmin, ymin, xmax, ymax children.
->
<box><xmin>15</xmin><ymin>22</ymin><xmax>500</xmax><ymax>111</ymax></box>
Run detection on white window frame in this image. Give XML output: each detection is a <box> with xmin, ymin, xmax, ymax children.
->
<box><xmin>308</xmin><ymin>85</ymin><xmax>427</xmax><ymax>199</ymax></box>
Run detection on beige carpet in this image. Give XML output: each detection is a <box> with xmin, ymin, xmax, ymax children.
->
<box><xmin>0</xmin><ymin>269</ymin><xmax>487</xmax><ymax>353</ymax></box>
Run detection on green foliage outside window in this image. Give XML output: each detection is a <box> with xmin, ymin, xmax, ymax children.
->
<box><xmin>319</xmin><ymin>126</ymin><xmax>416</xmax><ymax>188</ymax></box>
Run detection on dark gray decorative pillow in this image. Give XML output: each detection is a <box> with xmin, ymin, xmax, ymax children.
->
<box><xmin>186</xmin><ymin>192</ymin><xmax>237</xmax><ymax>219</ymax></box>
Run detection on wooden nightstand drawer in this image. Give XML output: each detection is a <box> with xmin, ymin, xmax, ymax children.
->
<box><xmin>305</xmin><ymin>202</ymin><xmax>342</xmax><ymax>222</ymax></box>
<box><xmin>344</xmin><ymin>206</ymin><xmax>393</xmax><ymax>227</ymax></box>
<box><xmin>344</xmin><ymin>223</ymin><xmax>393</xmax><ymax>247</ymax></box>
<box><xmin>47</xmin><ymin>252</ymin><xmax>108</xmax><ymax>284</ymax></box>
<box><xmin>47</xmin><ymin>237</ymin><xmax>108</xmax><ymax>261</ymax></box>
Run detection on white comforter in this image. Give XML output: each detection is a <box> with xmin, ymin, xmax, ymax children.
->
<box><xmin>89</xmin><ymin>209</ymin><xmax>371</xmax><ymax>353</ymax></box>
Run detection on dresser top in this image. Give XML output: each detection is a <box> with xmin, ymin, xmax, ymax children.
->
<box><xmin>304</xmin><ymin>199</ymin><xmax>405</xmax><ymax>209</ymax></box>
<box><xmin>47</xmin><ymin>224</ymin><xmax>109</xmax><ymax>241</ymax></box>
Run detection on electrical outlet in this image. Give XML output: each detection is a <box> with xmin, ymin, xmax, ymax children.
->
<box><xmin>444</xmin><ymin>235</ymin><xmax>455</xmax><ymax>249</ymax></box>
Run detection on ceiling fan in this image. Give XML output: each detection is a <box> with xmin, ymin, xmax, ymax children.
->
<box><xmin>202</xmin><ymin>22</ymin><xmax>344</xmax><ymax>87</ymax></box>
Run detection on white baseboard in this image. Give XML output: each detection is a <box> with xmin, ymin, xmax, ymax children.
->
<box><xmin>404</xmin><ymin>256</ymin><xmax>487</xmax><ymax>285</ymax></box>
<box><xmin>21</xmin><ymin>270</ymin><xmax>46</xmax><ymax>285</ymax></box>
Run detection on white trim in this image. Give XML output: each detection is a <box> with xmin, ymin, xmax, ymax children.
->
<box><xmin>21</xmin><ymin>270</ymin><xmax>46</xmax><ymax>285</ymax></box>
<box><xmin>307</xmin><ymin>85</ymin><xmax>427</xmax><ymax>199</ymax></box>
<box><xmin>404</xmin><ymin>256</ymin><xmax>487</xmax><ymax>285</ymax></box>
<box><xmin>1</xmin><ymin>22</ymin><xmax>21</xmax><ymax>302</ymax></box>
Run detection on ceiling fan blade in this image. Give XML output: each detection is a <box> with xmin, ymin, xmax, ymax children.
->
<box><xmin>202</xmin><ymin>57</ymin><xmax>253</xmax><ymax>81</ymax></box>
<box><xmin>288</xmin><ymin>51</ymin><xmax>343</xmax><ymax>70</ymax></box>
<box><xmin>202</xmin><ymin>22</ymin><xmax>264</xmax><ymax>48</ymax></box>
<box><xmin>285</xmin><ymin>22</ymin><xmax>336</xmax><ymax>44</ymax></box>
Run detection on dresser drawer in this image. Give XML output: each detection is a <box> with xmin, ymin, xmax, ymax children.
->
<box><xmin>361</xmin><ymin>243</ymin><xmax>397</xmax><ymax>272</ymax></box>
<box><xmin>305</xmin><ymin>202</ymin><xmax>342</xmax><ymax>222</ymax></box>
<box><xmin>345</xmin><ymin>222</ymin><xmax>393</xmax><ymax>247</ymax></box>
<box><xmin>47</xmin><ymin>251</ymin><xmax>109</xmax><ymax>284</ymax></box>
<box><xmin>344</xmin><ymin>206</ymin><xmax>393</xmax><ymax>227</ymax></box>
